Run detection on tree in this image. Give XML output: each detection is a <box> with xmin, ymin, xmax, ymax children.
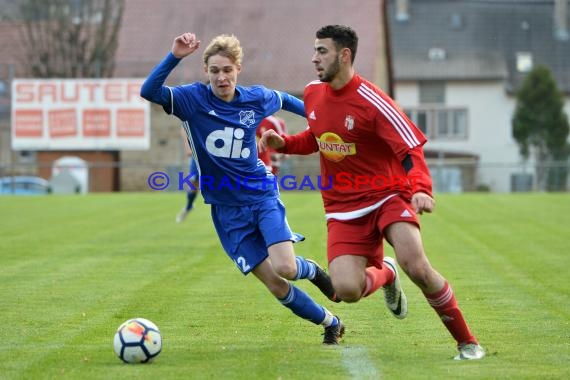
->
<box><xmin>17</xmin><ymin>0</ymin><xmax>125</xmax><ymax>78</ymax></box>
<box><xmin>512</xmin><ymin>65</ymin><xmax>570</xmax><ymax>191</ymax></box>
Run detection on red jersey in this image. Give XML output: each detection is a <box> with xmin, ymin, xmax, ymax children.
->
<box><xmin>282</xmin><ymin>74</ymin><xmax>432</xmax><ymax>218</ymax></box>
<box><xmin>257</xmin><ymin>115</ymin><xmax>287</xmax><ymax>174</ymax></box>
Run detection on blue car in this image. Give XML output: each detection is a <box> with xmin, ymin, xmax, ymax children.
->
<box><xmin>0</xmin><ymin>176</ymin><xmax>51</xmax><ymax>195</ymax></box>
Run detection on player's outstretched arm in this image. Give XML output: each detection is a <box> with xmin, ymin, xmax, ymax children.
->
<box><xmin>140</xmin><ymin>33</ymin><xmax>201</xmax><ymax>107</ymax></box>
<box><xmin>278</xmin><ymin>91</ymin><xmax>305</xmax><ymax>118</ymax></box>
<box><xmin>264</xmin><ymin>128</ymin><xmax>319</xmax><ymax>156</ymax></box>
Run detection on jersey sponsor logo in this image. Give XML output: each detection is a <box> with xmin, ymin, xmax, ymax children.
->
<box><xmin>309</xmin><ymin>110</ymin><xmax>316</xmax><ymax>120</ymax></box>
<box><xmin>400</xmin><ymin>209</ymin><xmax>413</xmax><ymax>217</ymax></box>
<box><xmin>239</xmin><ymin>110</ymin><xmax>255</xmax><ymax>127</ymax></box>
<box><xmin>205</xmin><ymin>127</ymin><xmax>251</xmax><ymax>159</ymax></box>
<box><xmin>345</xmin><ymin>115</ymin><xmax>355</xmax><ymax>130</ymax></box>
<box><xmin>208</xmin><ymin>110</ymin><xmax>218</xmax><ymax>116</ymax></box>
<box><xmin>316</xmin><ymin>132</ymin><xmax>356</xmax><ymax>162</ymax></box>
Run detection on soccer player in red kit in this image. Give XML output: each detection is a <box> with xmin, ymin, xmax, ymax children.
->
<box><xmin>260</xmin><ymin>24</ymin><xmax>484</xmax><ymax>360</ymax></box>
<box><xmin>256</xmin><ymin>115</ymin><xmax>288</xmax><ymax>174</ymax></box>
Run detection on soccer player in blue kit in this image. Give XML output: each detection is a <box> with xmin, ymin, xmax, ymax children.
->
<box><xmin>140</xmin><ymin>32</ymin><xmax>344</xmax><ymax>344</ymax></box>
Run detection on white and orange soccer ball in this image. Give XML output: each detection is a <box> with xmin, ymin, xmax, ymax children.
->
<box><xmin>113</xmin><ymin>318</ymin><xmax>162</xmax><ymax>363</ymax></box>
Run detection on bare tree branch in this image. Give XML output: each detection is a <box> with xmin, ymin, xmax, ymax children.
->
<box><xmin>17</xmin><ymin>0</ymin><xmax>125</xmax><ymax>78</ymax></box>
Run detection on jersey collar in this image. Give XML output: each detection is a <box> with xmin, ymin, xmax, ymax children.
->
<box><xmin>325</xmin><ymin>74</ymin><xmax>362</xmax><ymax>97</ymax></box>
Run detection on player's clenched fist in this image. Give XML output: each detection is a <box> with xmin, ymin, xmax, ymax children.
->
<box><xmin>172</xmin><ymin>33</ymin><xmax>201</xmax><ymax>59</ymax></box>
<box><xmin>411</xmin><ymin>192</ymin><xmax>435</xmax><ymax>214</ymax></box>
<box><xmin>258</xmin><ymin>129</ymin><xmax>285</xmax><ymax>152</ymax></box>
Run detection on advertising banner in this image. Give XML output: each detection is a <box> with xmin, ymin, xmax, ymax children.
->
<box><xmin>11</xmin><ymin>79</ymin><xmax>150</xmax><ymax>150</ymax></box>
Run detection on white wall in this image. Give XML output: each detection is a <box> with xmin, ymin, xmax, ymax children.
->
<box><xmin>395</xmin><ymin>80</ymin><xmax>524</xmax><ymax>192</ymax></box>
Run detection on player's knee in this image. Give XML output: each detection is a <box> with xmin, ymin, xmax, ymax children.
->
<box><xmin>336</xmin><ymin>289</ymin><xmax>361</xmax><ymax>303</ymax></box>
<box><xmin>397</xmin><ymin>250</ymin><xmax>426</xmax><ymax>274</ymax></box>
<box><xmin>272</xmin><ymin>262</ymin><xmax>297</xmax><ymax>280</ymax></box>
<box><xmin>333</xmin><ymin>284</ymin><xmax>362</xmax><ymax>303</ymax></box>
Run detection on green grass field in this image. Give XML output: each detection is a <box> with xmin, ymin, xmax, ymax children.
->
<box><xmin>1</xmin><ymin>192</ymin><xmax>569</xmax><ymax>379</ymax></box>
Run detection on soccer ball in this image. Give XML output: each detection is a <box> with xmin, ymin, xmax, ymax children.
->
<box><xmin>113</xmin><ymin>318</ymin><xmax>162</xmax><ymax>363</ymax></box>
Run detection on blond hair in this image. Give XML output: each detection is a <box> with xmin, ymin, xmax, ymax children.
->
<box><xmin>202</xmin><ymin>34</ymin><xmax>243</xmax><ymax>66</ymax></box>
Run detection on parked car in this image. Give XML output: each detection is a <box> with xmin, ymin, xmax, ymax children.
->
<box><xmin>0</xmin><ymin>176</ymin><xmax>51</xmax><ymax>195</ymax></box>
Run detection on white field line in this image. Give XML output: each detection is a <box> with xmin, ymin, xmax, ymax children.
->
<box><xmin>342</xmin><ymin>345</ymin><xmax>381</xmax><ymax>379</ymax></box>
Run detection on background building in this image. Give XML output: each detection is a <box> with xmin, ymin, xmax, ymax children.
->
<box><xmin>0</xmin><ymin>0</ymin><xmax>568</xmax><ymax>193</ymax></box>
<box><xmin>389</xmin><ymin>0</ymin><xmax>570</xmax><ymax>192</ymax></box>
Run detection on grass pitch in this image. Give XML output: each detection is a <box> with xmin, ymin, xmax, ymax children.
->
<box><xmin>1</xmin><ymin>192</ymin><xmax>569</xmax><ymax>379</ymax></box>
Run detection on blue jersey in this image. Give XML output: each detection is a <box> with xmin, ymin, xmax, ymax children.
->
<box><xmin>141</xmin><ymin>53</ymin><xmax>305</xmax><ymax>205</ymax></box>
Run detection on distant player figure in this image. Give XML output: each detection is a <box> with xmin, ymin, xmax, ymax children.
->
<box><xmin>256</xmin><ymin>115</ymin><xmax>288</xmax><ymax>175</ymax></box>
<box><xmin>176</xmin><ymin>127</ymin><xmax>200</xmax><ymax>223</ymax></box>
<box><xmin>141</xmin><ymin>32</ymin><xmax>344</xmax><ymax>345</ymax></box>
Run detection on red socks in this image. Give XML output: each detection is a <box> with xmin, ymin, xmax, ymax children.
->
<box><xmin>424</xmin><ymin>282</ymin><xmax>477</xmax><ymax>345</ymax></box>
<box><xmin>361</xmin><ymin>268</ymin><xmax>478</xmax><ymax>346</ymax></box>
<box><xmin>362</xmin><ymin>265</ymin><xmax>395</xmax><ymax>298</ymax></box>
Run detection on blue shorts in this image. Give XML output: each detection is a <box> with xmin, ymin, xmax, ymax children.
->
<box><xmin>211</xmin><ymin>198</ymin><xmax>294</xmax><ymax>275</ymax></box>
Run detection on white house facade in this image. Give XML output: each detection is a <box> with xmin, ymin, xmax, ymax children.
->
<box><xmin>389</xmin><ymin>0</ymin><xmax>570</xmax><ymax>192</ymax></box>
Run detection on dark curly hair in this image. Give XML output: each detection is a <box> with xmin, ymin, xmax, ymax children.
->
<box><xmin>316</xmin><ymin>25</ymin><xmax>358</xmax><ymax>64</ymax></box>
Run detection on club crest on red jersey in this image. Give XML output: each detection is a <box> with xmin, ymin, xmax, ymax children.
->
<box><xmin>344</xmin><ymin>115</ymin><xmax>355</xmax><ymax>131</ymax></box>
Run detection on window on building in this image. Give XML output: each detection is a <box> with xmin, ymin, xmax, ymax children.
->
<box><xmin>439</xmin><ymin>109</ymin><xmax>468</xmax><ymax>139</ymax></box>
<box><xmin>449</xmin><ymin>13</ymin><xmax>464</xmax><ymax>30</ymax></box>
<box><xmin>516</xmin><ymin>52</ymin><xmax>533</xmax><ymax>73</ymax></box>
<box><xmin>18</xmin><ymin>151</ymin><xmax>36</xmax><ymax>164</ymax></box>
<box><xmin>452</xmin><ymin>110</ymin><xmax>468</xmax><ymax>137</ymax></box>
<box><xmin>436</xmin><ymin>110</ymin><xmax>449</xmax><ymax>136</ymax></box>
<box><xmin>419</xmin><ymin>81</ymin><xmax>445</xmax><ymax>104</ymax></box>
<box><xmin>405</xmin><ymin>107</ymin><xmax>468</xmax><ymax>140</ymax></box>
<box><xmin>427</xmin><ymin>48</ymin><xmax>447</xmax><ymax>62</ymax></box>
<box><xmin>416</xmin><ymin>110</ymin><xmax>428</xmax><ymax>135</ymax></box>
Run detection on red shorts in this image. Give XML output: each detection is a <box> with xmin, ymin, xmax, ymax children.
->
<box><xmin>326</xmin><ymin>195</ymin><xmax>420</xmax><ymax>268</ymax></box>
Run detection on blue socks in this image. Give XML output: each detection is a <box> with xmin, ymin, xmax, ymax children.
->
<box><xmin>294</xmin><ymin>256</ymin><xmax>317</xmax><ymax>280</ymax></box>
<box><xmin>278</xmin><ymin>284</ymin><xmax>337</xmax><ymax>327</ymax></box>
